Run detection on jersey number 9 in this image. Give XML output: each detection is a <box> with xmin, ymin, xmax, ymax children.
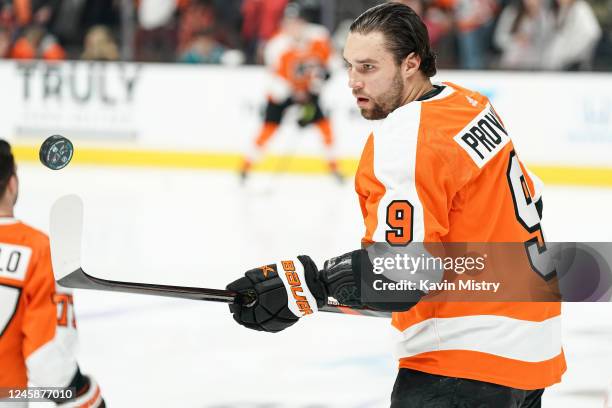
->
<box><xmin>385</xmin><ymin>200</ymin><xmax>414</xmax><ymax>246</ymax></box>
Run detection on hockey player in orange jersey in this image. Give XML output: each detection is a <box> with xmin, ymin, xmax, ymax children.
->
<box><xmin>0</xmin><ymin>140</ymin><xmax>105</xmax><ymax>407</ymax></box>
<box><xmin>227</xmin><ymin>3</ymin><xmax>565</xmax><ymax>406</ymax></box>
<box><xmin>239</xmin><ymin>2</ymin><xmax>343</xmax><ymax>183</ymax></box>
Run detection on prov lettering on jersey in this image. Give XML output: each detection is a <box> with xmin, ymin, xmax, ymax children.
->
<box><xmin>453</xmin><ymin>105</ymin><xmax>510</xmax><ymax>168</ymax></box>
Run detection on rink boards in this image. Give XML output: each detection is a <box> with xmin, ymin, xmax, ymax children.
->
<box><xmin>0</xmin><ymin>61</ymin><xmax>610</xmax><ymax>186</ymax></box>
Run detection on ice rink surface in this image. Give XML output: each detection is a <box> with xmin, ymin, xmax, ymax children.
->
<box><xmin>13</xmin><ymin>163</ymin><xmax>612</xmax><ymax>407</ymax></box>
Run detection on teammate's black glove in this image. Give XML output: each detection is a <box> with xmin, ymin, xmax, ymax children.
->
<box><xmin>54</xmin><ymin>367</ymin><xmax>105</xmax><ymax>407</ymax></box>
<box><xmin>227</xmin><ymin>256</ymin><xmax>327</xmax><ymax>332</ymax></box>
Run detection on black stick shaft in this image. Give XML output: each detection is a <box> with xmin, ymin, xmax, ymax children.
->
<box><xmin>58</xmin><ymin>268</ymin><xmax>245</xmax><ymax>303</ymax></box>
<box><xmin>58</xmin><ymin>268</ymin><xmax>391</xmax><ymax>318</ymax></box>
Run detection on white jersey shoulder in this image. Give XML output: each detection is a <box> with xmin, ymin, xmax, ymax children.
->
<box><xmin>264</xmin><ymin>33</ymin><xmax>292</xmax><ymax>68</ymax></box>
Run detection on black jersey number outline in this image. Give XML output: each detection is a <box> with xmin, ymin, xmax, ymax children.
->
<box><xmin>507</xmin><ymin>150</ymin><xmax>556</xmax><ymax>280</ymax></box>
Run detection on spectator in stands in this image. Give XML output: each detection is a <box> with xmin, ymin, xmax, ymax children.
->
<box><xmin>0</xmin><ymin>27</ymin><xmax>10</xmax><ymax>58</ymax></box>
<box><xmin>135</xmin><ymin>0</ymin><xmax>178</xmax><ymax>61</ymax></box>
<box><xmin>177</xmin><ymin>0</ymin><xmax>215</xmax><ymax>55</ymax></box>
<box><xmin>80</xmin><ymin>0</ymin><xmax>119</xmax><ymax>39</ymax></box>
<box><xmin>81</xmin><ymin>24</ymin><xmax>119</xmax><ymax>61</ymax></box>
<box><xmin>9</xmin><ymin>24</ymin><xmax>65</xmax><ymax>59</ymax></box>
<box><xmin>1</xmin><ymin>0</ymin><xmax>12</xmax><ymax>27</ymax></box>
<box><xmin>494</xmin><ymin>0</ymin><xmax>553</xmax><ymax>69</ymax></box>
<box><xmin>53</xmin><ymin>0</ymin><xmax>119</xmax><ymax>56</ymax></box>
<box><xmin>241</xmin><ymin>0</ymin><xmax>288</xmax><ymax>64</ymax></box>
<box><xmin>211</xmin><ymin>0</ymin><xmax>242</xmax><ymax>49</ymax></box>
<box><xmin>541</xmin><ymin>0</ymin><xmax>601</xmax><ymax>69</ymax></box>
<box><xmin>9</xmin><ymin>0</ymin><xmax>59</xmax><ymax>30</ymax></box>
<box><xmin>439</xmin><ymin>0</ymin><xmax>499</xmax><ymax>69</ymax></box>
<box><xmin>179</xmin><ymin>27</ymin><xmax>225</xmax><ymax>63</ymax></box>
<box><xmin>0</xmin><ymin>2</ymin><xmax>12</xmax><ymax>59</ymax></box>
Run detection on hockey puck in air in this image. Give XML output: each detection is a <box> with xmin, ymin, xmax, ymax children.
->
<box><xmin>40</xmin><ymin>135</ymin><xmax>74</xmax><ymax>170</ymax></box>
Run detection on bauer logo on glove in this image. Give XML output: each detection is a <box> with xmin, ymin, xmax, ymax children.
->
<box><xmin>277</xmin><ymin>259</ymin><xmax>316</xmax><ymax>316</ymax></box>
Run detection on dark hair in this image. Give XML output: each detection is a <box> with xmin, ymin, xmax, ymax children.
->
<box><xmin>0</xmin><ymin>140</ymin><xmax>15</xmax><ymax>199</ymax></box>
<box><xmin>349</xmin><ymin>2</ymin><xmax>437</xmax><ymax>77</ymax></box>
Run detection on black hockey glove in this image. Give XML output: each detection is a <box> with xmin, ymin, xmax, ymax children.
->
<box><xmin>321</xmin><ymin>249</ymin><xmax>424</xmax><ymax>312</ymax></box>
<box><xmin>227</xmin><ymin>250</ymin><xmax>424</xmax><ymax>332</ymax></box>
<box><xmin>227</xmin><ymin>256</ymin><xmax>327</xmax><ymax>333</ymax></box>
<box><xmin>54</xmin><ymin>367</ymin><xmax>105</xmax><ymax>407</ymax></box>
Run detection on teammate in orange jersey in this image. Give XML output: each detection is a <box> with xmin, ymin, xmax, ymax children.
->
<box><xmin>239</xmin><ymin>2</ymin><xmax>343</xmax><ymax>183</ymax></box>
<box><xmin>227</xmin><ymin>3</ymin><xmax>564</xmax><ymax>406</ymax></box>
<box><xmin>0</xmin><ymin>140</ymin><xmax>105</xmax><ymax>407</ymax></box>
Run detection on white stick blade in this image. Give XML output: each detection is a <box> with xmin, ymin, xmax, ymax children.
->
<box><xmin>49</xmin><ymin>194</ymin><xmax>83</xmax><ymax>282</ymax></box>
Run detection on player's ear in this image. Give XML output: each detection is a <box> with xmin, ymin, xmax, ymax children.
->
<box><xmin>8</xmin><ymin>172</ymin><xmax>18</xmax><ymax>196</ymax></box>
<box><xmin>402</xmin><ymin>52</ymin><xmax>421</xmax><ymax>78</ymax></box>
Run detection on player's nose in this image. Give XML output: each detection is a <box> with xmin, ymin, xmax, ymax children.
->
<box><xmin>348</xmin><ymin>72</ymin><xmax>364</xmax><ymax>90</ymax></box>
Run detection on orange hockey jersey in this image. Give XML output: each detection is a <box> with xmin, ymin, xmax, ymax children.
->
<box><xmin>264</xmin><ymin>23</ymin><xmax>333</xmax><ymax>100</ymax></box>
<box><xmin>355</xmin><ymin>82</ymin><xmax>566</xmax><ymax>390</ymax></box>
<box><xmin>0</xmin><ymin>218</ymin><xmax>79</xmax><ymax>392</ymax></box>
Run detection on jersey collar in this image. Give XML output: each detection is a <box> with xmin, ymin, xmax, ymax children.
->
<box><xmin>420</xmin><ymin>82</ymin><xmax>455</xmax><ymax>102</ymax></box>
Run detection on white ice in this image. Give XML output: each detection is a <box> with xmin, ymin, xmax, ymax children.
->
<box><xmin>13</xmin><ymin>164</ymin><xmax>612</xmax><ymax>408</ymax></box>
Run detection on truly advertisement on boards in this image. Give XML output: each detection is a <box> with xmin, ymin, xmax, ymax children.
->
<box><xmin>10</xmin><ymin>61</ymin><xmax>142</xmax><ymax>142</ymax></box>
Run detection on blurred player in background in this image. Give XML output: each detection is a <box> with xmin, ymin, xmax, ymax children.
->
<box><xmin>239</xmin><ymin>2</ymin><xmax>343</xmax><ymax>183</ymax></box>
<box><xmin>227</xmin><ymin>3</ymin><xmax>564</xmax><ymax>406</ymax></box>
<box><xmin>0</xmin><ymin>140</ymin><xmax>104</xmax><ymax>407</ymax></box>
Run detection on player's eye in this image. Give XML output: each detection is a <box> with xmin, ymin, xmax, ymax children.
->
<box><xmin>363</xmin><ymin>64</ymin><xmax>374</xmax><ymax>71</ymax></box>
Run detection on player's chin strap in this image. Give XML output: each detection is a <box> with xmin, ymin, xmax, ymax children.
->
<box><xmin>56</xmin><ymin>370</ymin><xmax>104</xmax><ymax>408</ymax></box>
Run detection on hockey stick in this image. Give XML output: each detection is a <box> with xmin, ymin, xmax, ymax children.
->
<box><xmin>49</xmin><ymin>195</ymin><xmax>390</xmax><ymax>318</ymax></box>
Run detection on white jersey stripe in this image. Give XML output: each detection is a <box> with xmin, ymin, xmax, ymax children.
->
<box><xmin>372</xmin><ymin>102</ymin><xmax>425</xmax><ymax>242</ymax></box>
<box><xmin>394</xmin><ymin>314</ymin><xmax>562</xmax><ymax>362</ymax></box>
